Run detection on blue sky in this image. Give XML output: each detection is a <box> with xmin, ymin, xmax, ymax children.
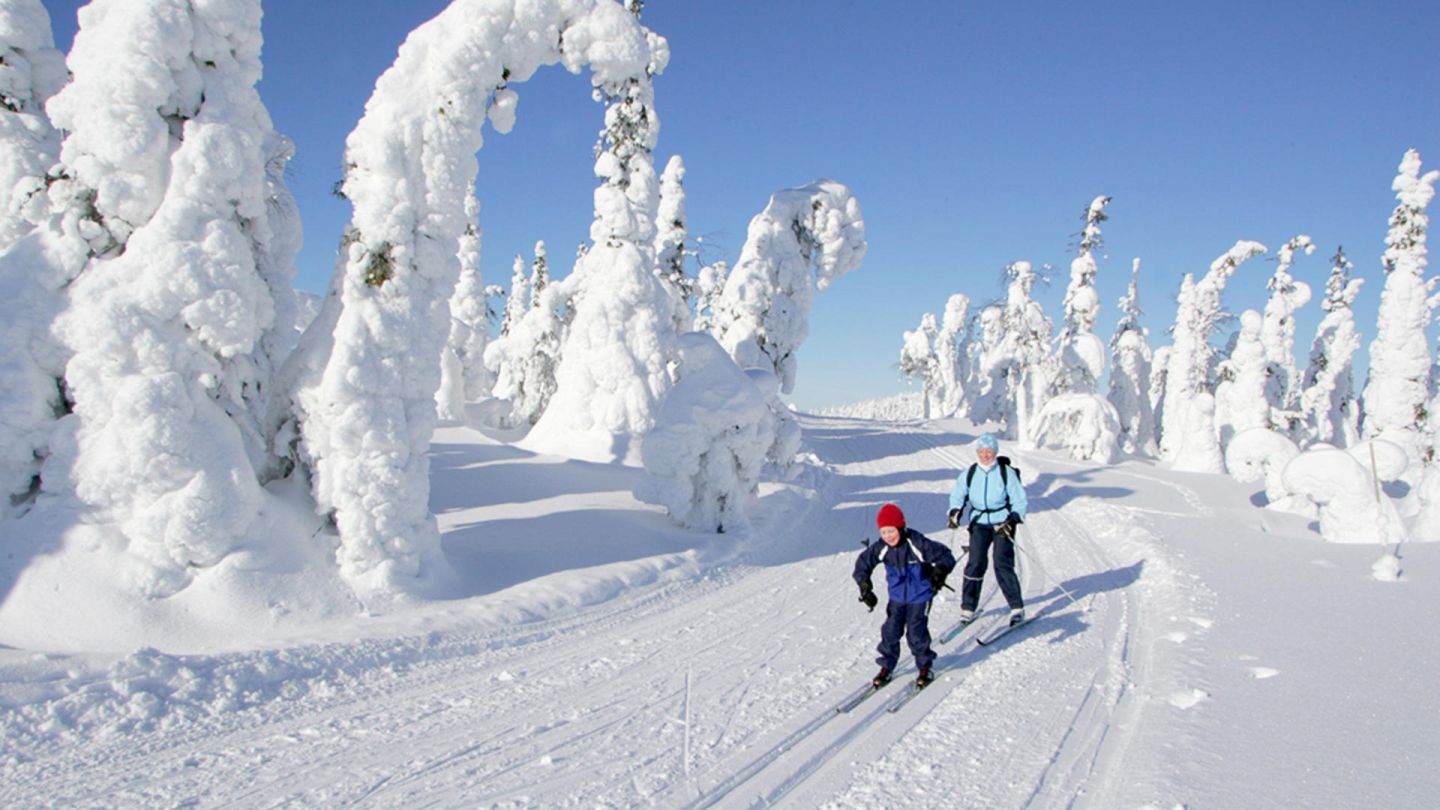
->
<box><xmin>42</xmin><ymin>0</ymin><xmax>1440</xmax><ymax>410</ymax></box>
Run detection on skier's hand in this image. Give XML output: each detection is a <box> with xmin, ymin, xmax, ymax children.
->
<box><xmin>1005</xmin><ymin>512</ymin><xmax>1023</xmax><ymax>529</ymax></box>
<box><xmin>947</xmin><ymin>508</ymin><xmax>963</xmax><ymax>530</ymax></box>
<box><xmin>858</xmin><ymin>581</ymin><xmax>878</xmax><ymax>612</ymax></box>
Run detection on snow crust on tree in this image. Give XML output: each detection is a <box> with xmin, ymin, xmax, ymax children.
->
<box><xmin>1030</xmin><ymin>392</ymin><xmax>1121</xmax><ymax>463</ymax></box>
<box><xmin>635</xmin><ymin>332</ymin><xmax>775</xmax><ymax>532</ymax></box>
<box><xmin>1299</xmin><ymin>248</ymin><xmax>1363</xmax><ymax>447</ymax></box>
<box><xmin>1107</xmin><ymin>258</ymin><xmax>1156</xmax><ymax>456</ymax></box>
<box><xmin>38</xmin><ymin>0</ymin><xmax>299</xmax><ymax>596</ymax></box>
<box><xmin>521</xmin><ymin>6</ymin><xmax>675</xmax><ymax>464</ymax></box>
<box><xmin>294</xmin><ymin>0</ymin><xmax>667</xmax><ymax>587</ymax></box>
<box><xmin>1225</xmin><ymin>427</ymin><xmax>1305</xmax><ymax>514</ymax></box>
<box><xmin>710</xmin><ymin>180</ymin><xmax>866</xmax><ymax>395</ymax></box>
<box><xmin>1159</xmin><ymin>240</ymin><xmax>1267</xmax><ymax>468</ymax></box>
<box><xmin>1283</xmin><ymin>441</ymin><xmax>1409</xmax><ymax>545</ymax></box>
<box><xmin>1361</xmin><ymin>149</ymin><xmax>1439</xmax><ymax>468</ymax></box>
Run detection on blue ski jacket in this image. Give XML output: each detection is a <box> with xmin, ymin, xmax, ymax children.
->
<box><xmin>948</xmin><ymin>461</ymin><xmax>1028</xmax><ymax>526</ymax></box>
<box><xmin>853</xmin><ymin>528</ymin><xmax>956</xmax><ymax>605</ymax></box>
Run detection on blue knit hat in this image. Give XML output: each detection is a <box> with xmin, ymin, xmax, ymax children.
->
<box><xmin>976</xmin><ymin>433</ymin><xmax>999</xmax><ymax>451</ymax></box>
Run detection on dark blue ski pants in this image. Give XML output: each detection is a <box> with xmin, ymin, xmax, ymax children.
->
<box><xmin>877</xmin><ymin>600</ymin><xmax>935</xmax><ymax>671</ymax></box>
<box><xmin>962</xmin><ymin>522</ymin><xmax>1024</xmax><ymax>611</ymax></box>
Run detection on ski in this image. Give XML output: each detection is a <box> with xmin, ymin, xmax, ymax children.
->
<box><xmin>835</xmin><ymin>678</ymin><xmax>892</xmax><ymax>713</ymax></box>
<box><xmin>937</xmin><ymin>616</ymin><xmax>979</xmax><ymax>645</ymax></box>
<box><xmin>886</xmin><ymin>672</ymin><xmax>937</xmax><ymax>713</ymax></box>
<box><xmin>976</xmin><ymin>616</ymin><xmax>1034</xmax><ymax>646</ymax></box>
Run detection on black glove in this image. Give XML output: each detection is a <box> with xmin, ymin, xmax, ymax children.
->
<box><xmin>927</xmin><ymin>565</ymin><xmax>951</xmax><ymax>592</ymax></box>
<box><xmin>858</xmin><ymin>580</ymin><xmax>878</xmax><ymax>612</ymax></box>
<box><xmin>999</xmin><ymin>512</ymin><xmax>1022</xmax><ymax>536</ymax></box>
<box><xmin>947</xmin><ymin>508</ymin><xmax>963</xmax><ymax>529</ymax></box>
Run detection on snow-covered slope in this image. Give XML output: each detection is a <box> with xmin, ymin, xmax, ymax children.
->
<box><xmin>1</xmin><ymin>416</ymin><xmax>1435</xmax><ymax>807</ymax></box>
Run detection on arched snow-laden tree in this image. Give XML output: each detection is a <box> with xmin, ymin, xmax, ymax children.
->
<box><xmin>0</xmin><ymin>0</ymin><xmax>68</xmax><ymax>509</ymax></box>
<box><xmin>1260</xmin><ymin>234</ymin><xmax>1315</xmax><ymax>438</ymax></box>
<box><xmin>292</xmin><ymin>0</ymin><xmax>669</xmax><ymax>590</ymax></box>
<box><xmin>1362</xmin><ymin>148</ymin><xmax>1439</xmax><ymax>467</ymax></box>
<box><xmin>522</xmin><ymin>4</ymin><xmax>676</xmax><ymax>464</ymax></box>
<box><xmin>899</xmin><ymin>312</ymin><xmax>941</xmax><ymax>419</ymax></box>
<box><xmin>710</xmin><ymin>180</ymin><xmax>867</xmax><ymax>395</ymax></box>
<box><xmin>1054</xmin><ymin>195</ymin><xmax>1110</xmax><ymax>396</ymax></box>
<box><xmin>1159</xmin><ymin>240</ymin><xmax>1267</xmax><ymax>468</ymax></box>
<box><xmin>1107</xmin><ymin>258</ymin><xmax>1156</xmax><ymax>456</ymax></box>
<box><xmin>937</xmin><ymin>293</ymin><xmax>972</xmax><ymax>418</ymax></box>
<box><xmin>38</xmin><ymin>0</ymin><xmax>301</xmax><ymax>596</ymax></box>
<box><xmin>1299</xmin><ymin>247</ymin><xmax>1363</xmax><ymax>447</ymax></box>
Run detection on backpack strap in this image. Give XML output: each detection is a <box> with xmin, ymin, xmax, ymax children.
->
<box><xmin>967</xmin><ymin>458</ymin><xmax>1014</xmax><ymax>519</ymax></box>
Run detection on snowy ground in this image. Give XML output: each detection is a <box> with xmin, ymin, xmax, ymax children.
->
<box><xmin>2</xmin><ymin>415</ymin><xmax>1437</xmax><ymax>808</ymax></box>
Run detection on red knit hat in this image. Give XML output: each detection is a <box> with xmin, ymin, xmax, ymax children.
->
<box><xmin>876</xmin><ymin>503</ymin><xmax>906</xmax><ymax>530</ymax></box>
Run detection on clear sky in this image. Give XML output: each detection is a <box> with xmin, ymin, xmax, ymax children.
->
<box><xmin>41</xmin><ymin>0</ymin><xmax>1440</xmax><ymax>410</ymax></box>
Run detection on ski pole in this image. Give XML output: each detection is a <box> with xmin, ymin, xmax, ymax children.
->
<box><xmin>1010</xmin><ymin>529</ymin><xmax>1085</xmax><ymax>612</ymax></box>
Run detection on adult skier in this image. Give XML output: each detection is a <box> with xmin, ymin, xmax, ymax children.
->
<box><xmin>854</xmin><ymin>503</ymin><xmax>956</xmax><ymax>689</ymax></box>
<box><xmin>947</xmin><ymin>433</ymin><xmax>1029</xmax><ymax>628</ymax></box>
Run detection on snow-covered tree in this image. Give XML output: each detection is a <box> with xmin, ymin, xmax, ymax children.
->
<box><xmin>0</xmin><ymin>0</ymin><xmax>65</xmax><ymax>250</ymax></box>
<box><xmin>500</xmin><ymin>254</ymin><xmax>531</xmax><ymax>336</ymax></box>
<box><xmin>292</xmin><ymin>0</ymin><xmax>668</xmax><ymax>588</ymax></box>
<box><xmin>654</xmin><ymin>153</ymin><xmax>692</xmax><ymax>332</ymax></box>
<box><xmin>898</xmin><ymin>312</ymin><xmax>941</xmax><ymax>419</ymax></box>
<box><xmin>1299</xmin><ymin>247</ymin><xmax>1363</xmax><ymax>447</ymax></box>
<box><xmin>1225</xmin><ymin>427</ymin><xmax>1307</xmax><ymax>515</ymax></box>
<box><xmin>1159</xmin><ymin>240</ymin><xmax>1267</xmax><ymax>471</ymax></box>
<box><xmin>692</xmin><ymin>259</ymin><xmax>728</xmax><ymax>333</ymax></box>
<box><xmin>437</xmin><ymin>193</ymin><xmax>489</xmax><ymax>421</ymax></box>
<box><xmin>968</xmin><ymin>302</ymin><xmax>1009</xmax><ymax>425</ymax></box>
<box><xmin>529</xmin><ymin>239</ymin><xmax>549</xmax><ymax>304</ymax></box>
<box><xmin>1107</xmin><ymin>258</ymin><xmax>1156</xmax><ymax>456</ymax></box>
<box><xmin>710</xmin><ymin>180</ymin><xmax>866</xmax><ymax>394</ymax></box>
<box><xmin>1362</xmin><ymin>148</ymin><xmax>1439</xmax><ymax>467</ymax></box>
<box><xmin>0</xmin><ymin>0</ymin><xmax>67</xmax><ymax>508</ymax></box>
<box><xmin>484</xmin><ymin>275</ymin><xmax>572</xmax><ymax>427</ymax></box>
<box><xmin>1259</xmin><ymin>234</ymin><xmax>1315</xmax><ymax>438</ymax></box>
<box><xmin>522</xmin><ymin>8</ymin><xmax>675</xmax><ymax>463</ymax></box>
<box><xmin>1054</xmin><ymin>195</ymin><xmax>1110</xmax><ymax>396</ymax></box>
<box><xmin>1214</xmin><ymin>310</ymin><xmax>1269</xmax><ymax>450</ymax></box>
<box><xmin>1001</xmin><ymin>260</ymin><xmax>1053</xmax><ymax>445</ymax></box>
<box><xmin>41</xmin><ymin>0</ymin><xmax>299</xmax><ymax>596</ymax></box>
<box><xmin>936</xmin><ymin>293</ymin><xmax>972</xmax><ymax>417</ymax></box>
<box><xmin>636</xmin><ymin>332</ymin><xmax>775</xmax><ymax>532</ymax></box>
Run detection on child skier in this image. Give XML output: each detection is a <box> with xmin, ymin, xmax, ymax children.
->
<box><xmin>853</xmin><ymin>503</ymin><xmax>956</xmax><ymax>689</ymax></box>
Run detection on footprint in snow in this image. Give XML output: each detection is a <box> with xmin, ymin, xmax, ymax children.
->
<box><xmin>1248</xmin><ymin>667</ymin><xmax>1280</xmax><ymax>680</ymax></box>
<box><xmin>1168</xmin><ymin>688</ymin><xmax>1209</xmax><ymax>709</ymax></box>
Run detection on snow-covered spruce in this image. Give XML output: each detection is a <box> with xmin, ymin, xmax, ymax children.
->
<box><xmin>1224</xmin><ymin>427</ymin><xmax>1306</xmax><ymax>515</ymax></box>
<box><xmin>436</xmin><ymin>192</ymin><xmax>490</xmax><ymax>422</ymax></box>
<box><xmin>1214</xmin><ymin>309</ymin><xmax>1269</xmax><ymax>451</ymax></box>
<box><xmin>521</xmin><ymin>8</ymin><xmax>675</xmax><ymax>463</ymax></box>
<box><xmin>1259</xmin><ymin>234</ymin><xmax>1315</xmax><ymax>440</ymax></box>
<box><xmin>1107</xmin><ymin>257</ymin><xmax>1156</xmax><ymax>456</ymax></box>
<box><xmin>294</xmin><ymin>0</ymin><xmax>668</xmax><ymax>589</ymax></box>
<box><xmin>654</xmin><ymin>153</ymin><xmax>694</xmax><ymax>333</ymax></box>
<box><xmin>1361</xmin><ymin>149</ymin><xmax>1438</xmax><ymax>469</ymax></box>
<box><xmin>1283</xmin><ymin>440</ymin><xmax>1408</xmax><ymax>545</ymax></box>
<box><xmin>937</xmin><ymin>293</ymin><xmax>973</xmax><ymax>418</ymax></box>
<box><xmin>1030</xmin><ymin>392</ymin><xmax>1122</xmax><ymax>463</ymax></box>
<box><xmin>898</xmin><ymin>312</ymin><xmax>942</xmax><ymax>419</ymax></box>
<box><xmin>42</xmin><ymin>0</ymin><xmax>299</xmax><ymax>596</ymax></box>
<box><xmin>1299</xmin><ymin>247</ymin><xmax>1363</xmax><ymax>448</ymax></box>
<box><xmin>1002</xmin><ymin>260</ymin><xmax>1054</xmax><ymax>445</ymax></box>
<box><xmin>484</xmin><ymin>274</ymin><xmax>572</xmax><ymax>428</ymax></box>
<box><xmin>967</xmin><ymin>303</ymin><xmax>1009</xmax><ymax>426</ymax></box>
<box><xmin>1159</xmin><ymin>240</ymin><xmax>1267</xmax><ymax>472</ymax></box>
<box><xmin>710</xmin><ymin>180</ymin><xmax>867</xmax><ymax>395</ymax></box>
<box><xmin>636</xmin><ymin>332</ymin><xmax>777</xmax><ymax>532</ymax></box>
<box><xmin>1054</xmin><ymin>195</ymin><xmax>1110</xmax><ymax>396</ymax></box>
<box><xmin>0</xmin><ymin>0</ymin><xmax>67</xmax><ymax>508</ymax></box>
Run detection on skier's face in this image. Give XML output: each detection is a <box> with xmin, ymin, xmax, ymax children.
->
<box><xmin>879</xmin><ymin>526</ymin><xmax>902</xmax><ymax>546</ymax></box>
<box><xmin>976</xmin><ymin>447</ymin><xmax>996</xmax><ymax>465</ymax></box>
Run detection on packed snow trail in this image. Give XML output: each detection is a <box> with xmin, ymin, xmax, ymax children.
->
<box><xmin>0</xmin><ymin>417</ymin><xmax>1209</xmax><ymax>808</ymax></box>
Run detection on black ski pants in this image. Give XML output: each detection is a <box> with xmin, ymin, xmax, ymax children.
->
<box><xmin>876</xmin><ymin>600</ymin><xmax>935</xmax><ymax>671</ymax></box>
<box><xmin>961</xmin><ymin>522</ymin><xmax>1024</xmax><ymax>611</ymax></box>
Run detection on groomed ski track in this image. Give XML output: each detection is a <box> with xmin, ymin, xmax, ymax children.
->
<box><xmin>2</xmin><ymin>417</ymin><xmax>1203</xmax><ymax>808</ymax></box>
